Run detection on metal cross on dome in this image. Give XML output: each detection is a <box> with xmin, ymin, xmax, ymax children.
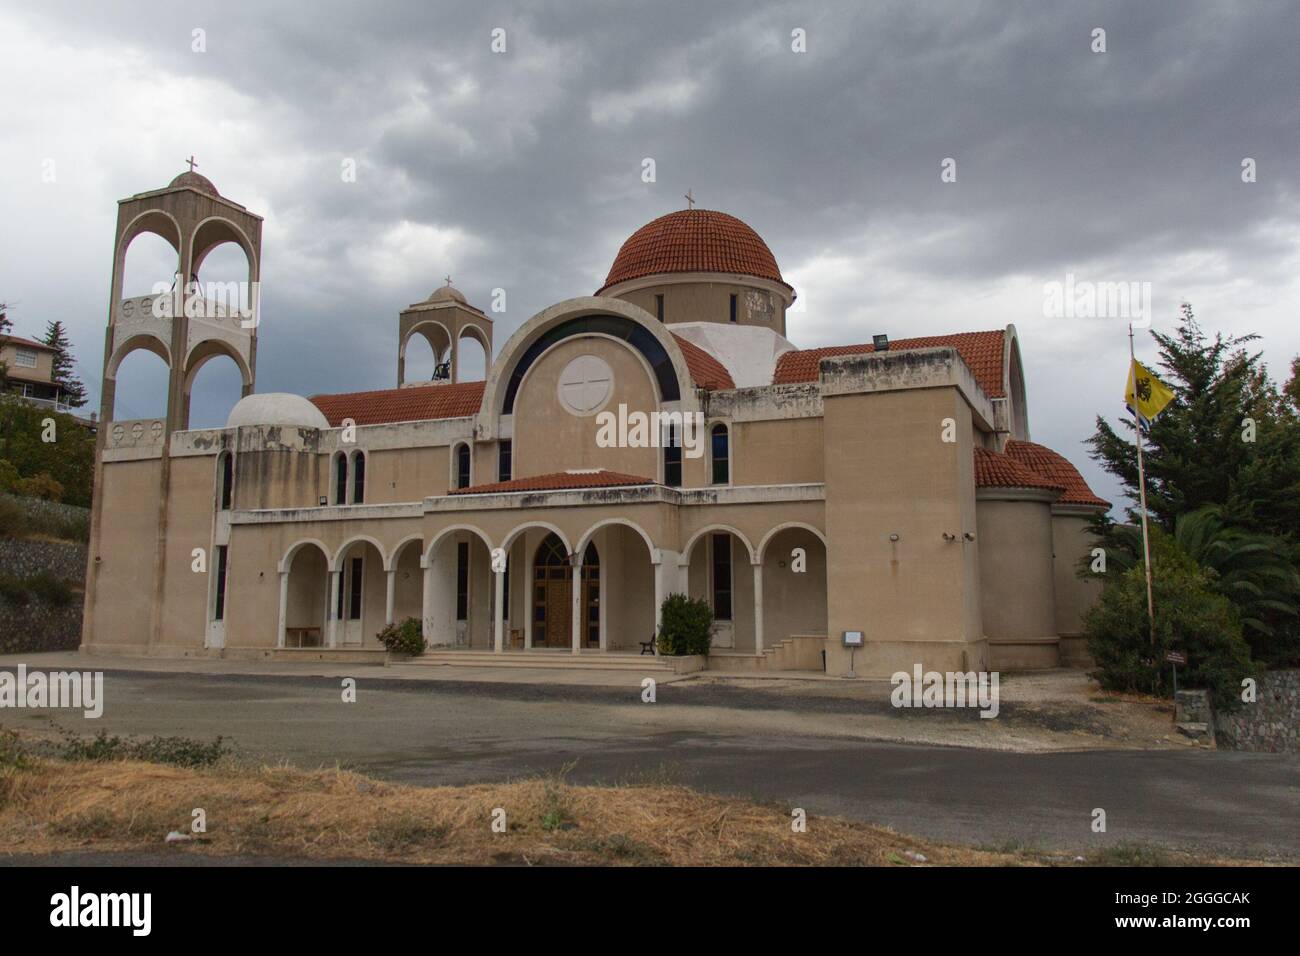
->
<box><xmin>684</xmin><ymin>188</ymin><xmax>695</xmax><ymax>209</ymax></box>
<box><xmin>445</xmin><ymin>275</ymin><xmax>453</xmax><ymax>286</ymax></box>
<box><xmin>185</xmin><ymin>155</ymin><xmax>198</xmax><ymax>173</ymax></box>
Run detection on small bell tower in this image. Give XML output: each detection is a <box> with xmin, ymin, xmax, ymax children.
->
<box><xmin>396</xmin><ymin>280</ymin><xmax>493</xmax><ymax>386</ymax></box>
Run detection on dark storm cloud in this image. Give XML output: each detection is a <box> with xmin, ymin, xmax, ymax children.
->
<box><xmin>4</xmin><ymin>0</ymin><xmax>1300</xmax><ymax>507</ymax></box>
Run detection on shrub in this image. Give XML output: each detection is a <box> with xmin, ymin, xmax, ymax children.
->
<box><xmin>0</xmin><ymin>571</ymin><xmax>74</xmax><ymax>607</ymax></box>
<box><xmin>377</xmin><ymin>616</ymin><xmax>426</xmax><ymax>655</ymax></box>
<box><xmin>12</xmin><ymin>472</ymin><xmax>64</xmax><ymax>502</ymax></box>
<box><xmin>59</xmin><ymin>730</ymin><xmax>229</xmax><ymax>768</ymax></box>
<box><xmin>1085</xmin><ymin>533</ymin><xmax>1253</xmax><ymax>712</ymax></box>
<box><xmin>656</xmin><ymin>593</ymin><xmax>713</xmax><ymax>656</ymax></box>
<box><xmin>0</xmin><ymin>459</ymin><xmax>18</xmax><ymax>494</ymax></box>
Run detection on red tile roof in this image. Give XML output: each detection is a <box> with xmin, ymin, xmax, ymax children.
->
<box><xmin>310</xmin><ymin>381</ymin><xmax>485</xmax><ymax>426</ymax></box>
<box><xmin>973</xmin><ymin>446</ymin><xmax>1066</xmax><ymax>494</ymax></box>
<box><xmin>598</xmin><ymin>209</ymin><xmax>788</xmax><ymax>293</ymax></box>
<box><xmin>773</xmin><ymin>330</ymin><xmax>1007</xmax><ymax>398</ymax></box>
<box><xmin>449</xmin><ymin>469</ymin><xmax>655</xmax><ymax>496</ymax></box>
<box><xmin>1004</xmin><ymin>439</ymin><xmax>1109</xmax><ymax>508</ymax></box>
<box><xmin>0</xmin><ymin>334</ymin><xmax>57</xmax><ymax>352</ymax></box>
<box><xmin>670</xmin><ymin>333</ymin><xmax>736</xmax><ymax>390</ymax></box>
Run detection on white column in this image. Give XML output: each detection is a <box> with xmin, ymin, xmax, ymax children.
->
<box><xmin>420</xmin><ymin>556</ymin><xmax>433</xmax><ymax>645</ymax></box>
<box><xmin>653</xmin><ymin>556</ymin><xmax>666</xmax><ymax>633</ymax></box>
<box><xmin>571</xmin><ymin>559</ymin><xmax>582</xmax><ymax>654</ymax></box>
<box><xmin>753</xmin><ymin>561</ymin><xmax>764</xmax><ymax>655</ymax></box>
<box><xmin>385</xmin><ymin>568</ymin><xmax>396</xmax><ymax>625</ymax></box>
<box><xmin>327</xmin><ymin>569</ymin><xmax>341</xmax><ymax>648</ymax></box>
<box><xmin>493</xmin><ymin>566</ymin><xmax>505</xmax><ymax>653</ymax></box>
<box><xmin>277</xmin><ymin>571</ymin><xmax>289</xmax><ymax>648</ymax></box>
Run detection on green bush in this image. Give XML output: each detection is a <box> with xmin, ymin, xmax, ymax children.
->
<box><xmin>377</xmin><ymin>616</ymin><xmax>426</xmax><ymax>655</ymax></box>
<box><xmin>59</xmin><ymin>730</ymin><xmax>229</xmax><ymax>768</ymax></box>
<box><xmin>656</xmin><ymin>593</ymin><xmax>713</xmax><ymax>656</ymax></box>
<box><xmin>1085</xmin><ymin>533</ymin><xmax>1253</xmax><ymax>712</ymax></box>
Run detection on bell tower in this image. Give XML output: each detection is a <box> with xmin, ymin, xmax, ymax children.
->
<box><xmin>396</xmin><ymin>281</ymin><xmax>493</xmax><ymax>386</ymax></box>
<box><xmin>99</xmin><ymin>163</ymin><xmax>262</xmax><ymax>437</ymax></box>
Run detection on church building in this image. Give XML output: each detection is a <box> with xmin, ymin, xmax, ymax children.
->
<box><xmin>81</xmin><ymin>170</ymin><xmax>1109</xmax><ymax>677</ymax></box>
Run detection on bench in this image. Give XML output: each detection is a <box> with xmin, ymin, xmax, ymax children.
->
<box><xmin>285</xmin><ymin>627</ymin><xmax>323</xmax><ymax>648</ymax></box>
<box><xmin>639</xmin><ymin>633</ymin><xmax>657</xmax><ymax>655</ymax></box>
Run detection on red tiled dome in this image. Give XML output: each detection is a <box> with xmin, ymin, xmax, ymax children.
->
<box><xmin>1004</xmin><ymin>440</ymin><xmax>1109</xmax><ymax>508</ymax></box>
<box><xmin>599</xmin><ymin>209</ymin><xmax>788</xmax><ymax>293</ymax></box>
<box><xmin>973</xmin><ymin>446</ymin><xmax>1066</xmax><ymax>494</ymax></box>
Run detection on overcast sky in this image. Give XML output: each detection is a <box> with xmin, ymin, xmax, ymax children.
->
<box><xmin>2</xmin><ymin>0</ymin><xmax>1299</xmax><ymax>511</ymax></box>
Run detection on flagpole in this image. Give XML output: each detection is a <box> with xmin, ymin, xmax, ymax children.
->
<box><xmin>1129</xmin><ymin>324</ymin><xmax>1157</xmax><ymax>646</ymax></box>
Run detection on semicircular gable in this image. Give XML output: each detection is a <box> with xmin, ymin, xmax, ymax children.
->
<box><xmin>502</xmin><ymin>313</ymin><xmax>681</xmax><ymax>414</ymax></box>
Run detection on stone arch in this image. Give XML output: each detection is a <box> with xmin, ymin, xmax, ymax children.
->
<box><xmin>756</xmin><ymin>522</ymin><xmax>827</xmax><ymax>562</ymax></box>
<box><xmin>400</xmin><ymin>319</ymin><xmax>453</xmax><ymax>383</ymax></box>
<box><xmin>455</xmin><ymin>323</ymin><xmax>491</xmax><ymax>382</ymax></box>
<box><xmin>387</xmin><ymin>534</ymin><xmax>424</xmax><ymax>571</ymax></box>
<box><xmin>501</xmin><ymin>521</ymin><xmax>572</xmax><ymax>556</ymax></box>
<box><xmin>478</xmin><ymin>296</ymin><xmax>701</xmax><ymax>429</ymax></box>
<box><xmin>424</xmin><ymin>524</ymin><xmax>495</xmax><ymax>563</ymax></box>
<box><xmin>576</xmin><ymin>517</ymin><xmax>658</xmax><ymax>561</ymax></box>
<box><xmin>190</xmin><ymin>215</ymin><xmax>259</xmax><ymax>284</ymax></box>
<box><xmin>332</xmin><ymin>534</ymin><xmax>388</xmax><ymax>572</ymax></box>
<box><xmin>279</xmin><ymin>538</ymin><xmax>331</xmax><ymax>573</ymax></box>
<box><xmin>680</xmin><ymin>524</ymin><xmax>756</xmax><ymax>565</ymax></box>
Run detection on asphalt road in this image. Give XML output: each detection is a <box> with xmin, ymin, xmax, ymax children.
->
<box><xmin>4</xmin><ymin>670</ymin><xmax>1297</xmax><ymax>861</ymax></box>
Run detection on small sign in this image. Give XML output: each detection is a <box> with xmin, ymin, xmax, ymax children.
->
<box><xmin>842</xmin><ymin>630</ymin><xmax>864</xmax><ymax>648</ymax></box>
<box><xmin>1165</xmin><ymin>650</ymin><xmax>1187</xmax><ymax>665</ymax></box>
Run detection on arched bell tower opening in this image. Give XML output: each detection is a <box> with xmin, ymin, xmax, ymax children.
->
<box><xmin>396</xmin><ymin>282</ymin><xmax>493</xmax><ymax>387</ymax></box>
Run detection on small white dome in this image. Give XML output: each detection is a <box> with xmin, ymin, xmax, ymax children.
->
<box><xmin>226</xmin><ymin>393</ymin><xmax>329</xmax><ymax>430</ymax></box>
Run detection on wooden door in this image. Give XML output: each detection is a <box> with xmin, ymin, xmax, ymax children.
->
<box><xmin>544</xmin><ymin>579</ymin><xmax>571</xmax><ymax>647</ymax></box>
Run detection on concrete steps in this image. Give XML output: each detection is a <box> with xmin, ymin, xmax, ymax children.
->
<box><xmin>710</xmin><ymin>635</ymin><xmax>827</xmax><ymax>673</ymax></box>
<box><xmin>407</xmin><ymin>649</ymin><xmax>676</xmax><ymax>673</ymax></box>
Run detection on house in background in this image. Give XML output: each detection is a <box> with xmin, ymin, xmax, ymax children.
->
<box><xmin>1</xmin><ymin>332</ymin><xmax>97</xmax><ymax>429</ymax></box>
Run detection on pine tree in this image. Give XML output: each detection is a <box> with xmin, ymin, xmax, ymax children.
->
<box><xmin>42</xmin><ymin>319</ymin><xmax>88</xmax><ymax>408</ymax></box>
<box><xmin>1086</xmin><ymin>303</ymin><xmax>1300</xmax><ymax>541</ymax></box>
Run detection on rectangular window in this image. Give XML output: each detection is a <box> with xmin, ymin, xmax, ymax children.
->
<box><xmin>729</xmin><ymin>294</ymin><xmax>738</xmax><ymax>323</ymax></box>
<box><xmin>498</xmin><ymin>440</ymin><xmax>512</xmax><ymax>483</ymax></box>
<box><xmin>664</xmin><ymin>423</ymin><xmax>682</xmax><ymax>487</ymax></box>
<box><xmin>351</xmin><ymin>453</ymin><xmax>365</xmax><ymax>504</ymax></box>
<box><xmin>456</xmin><ymin>445</ymin><xmax>471</xmax><ymax>490</ymax></box>
<box><xmin>213</xmin><ymin>545</ymin><xmax>228</xmax><ymax>621</ymax></box>
<box><xmin>711</xmin><ymin>426</ymin><xmax>729</xmax><ymax>485</ymax></box>
<box><xmin>711</xmin><ymin>533</ymin><xmax>732</xmax><ymax>621</ymax></box>
<box><xmin>219</xmin><ymin>453</ymin><xmax>233</xmax><ymax>510</ymax></box>
<box><xmin>348</xmin><ymin>557</ymin><xmax>363</xmax><ymax>620</ymax></box>
<box><xmin>655</xmin><ymin>294</ymin><xmax>664</xmax><ymax>322</ymax></box>
<box><xmin>14</xmin><ymin>348</ymin><xmax>37</xmax><ymax>368</ymax></box>
<box><xmin>335</xmin><ymin>455</ymin><xmax>347</xmax><ymax>505</ymax></box>
<box><xmin>502</xmin><ymin>561</ymin><xmax>510</xmax><ymax>620</ymax></box>
<box><xmin>456</xmin><ymin>541</ymin><xmax>469</xmax><ymax>621</ymax></box>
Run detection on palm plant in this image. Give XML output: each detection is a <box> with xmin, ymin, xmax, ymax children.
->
<box><xmin>1088</xmin><ymin>506</ymin><xmax>1300</xmax><ymax>638</ymax></box>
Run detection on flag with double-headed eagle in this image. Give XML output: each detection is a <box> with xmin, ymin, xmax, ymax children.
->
<box><xmin>1125</xmin><ymin>359</ymin><xmax>1176</xmax><ymax>428</ymax></box>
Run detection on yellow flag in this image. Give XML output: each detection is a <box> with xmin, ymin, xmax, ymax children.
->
<box><xmin>1125</xmin><ymin>359</ymin><xmax>1175</xmax><ymax>426</ymax></box>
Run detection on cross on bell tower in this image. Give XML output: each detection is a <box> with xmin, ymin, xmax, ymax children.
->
<box><xmin>185</xmin><ymin>155</ymin><xmax>198</xmax><ymax>173</ymax></box>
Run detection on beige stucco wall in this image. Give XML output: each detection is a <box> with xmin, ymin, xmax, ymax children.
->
<box><xmin>1052</xmin><ymin>512</ymin><xmax>1104</xmax><ymax>635</ymax></box>
<box><xmin>975</xmin><ymin>495</ymin><xmax>1057</xmax><ymax>644</ymax></box>
<box><xmin>732</xmin><ymin>418</ymin><xmax>824</xmax><ymax>485</ymax></box>
<box><xmin>0</xmin><ymin>343</ymin><xmax>55</xmax><ymax>382</ymax></box>
<box><xmin>512</xmin><ymin>336</ymin><xmax>662</xmax><ymax>481</ymax></box>
<box><xmin>823</xmin><ymin>386</ymin><xmax>986</xmax><ymax>677</ymax></box>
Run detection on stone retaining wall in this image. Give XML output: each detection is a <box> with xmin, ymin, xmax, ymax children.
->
<box><xmin>1214</xmin><ymin>670</ymin><xmax>1300</xmax><ymax>753</ymax></box>
<box><xmin>0</xmin><ymin>538</ymin><xmax>87</xmax><ymax>581</ymax></box>
<box><xmin>0</xmin><ymin>600</ymin><xmax>82</xmax><ymax>655</ymax></box>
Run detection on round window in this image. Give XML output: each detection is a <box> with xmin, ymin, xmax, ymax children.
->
<box><xmin>557</xmin><ymin>354</ymin><xmax>614</xmax><ymax>417</ymax></box>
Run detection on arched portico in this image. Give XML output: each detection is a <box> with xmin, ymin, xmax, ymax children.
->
<box><xmin>278</xmin><ymin>540</ymin><xmax>331</xmax><ymax>648</ymax></box>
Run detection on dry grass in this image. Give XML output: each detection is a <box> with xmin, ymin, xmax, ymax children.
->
<box><xmin>0</xmin><ymin>756</ymin><xmax>1052</xmax><ymax>866</ymax></box>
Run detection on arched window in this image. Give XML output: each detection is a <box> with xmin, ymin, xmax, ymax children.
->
<box><xmin>710</xmin><ymin>423</ymin><xmax>729</xmax><ymax>485</ymax></box>
<box><xmin>454</xmin><ymin>443</ymin><xmax>471</xmax><ymax>490</ymax></box>
<box><xmin>351</xmin><ymin>451</ymin><xmax>366</xmax><ymax>504</ymax></box>
<box><xmin>216</xmin><ymin>450</ymin><xmax>234</xmax><ymax>510</ymax></box>
<box><xmin>333</xmin><ymin>452</ymin><xmax>348</xmax><ymax>505</ymax></box>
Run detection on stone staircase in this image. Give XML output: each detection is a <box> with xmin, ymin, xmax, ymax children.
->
<box><xmin>709</xmin><ymin>634</ymin><xmax>826</xmax><ymax>673</ymax></box>
<box><xmin>403</xmin><ymin>648</ymin><xmax>679</xmax><ymax>674</ymax></box>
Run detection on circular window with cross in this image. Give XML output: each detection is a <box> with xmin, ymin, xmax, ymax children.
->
<box><xmin>557</xmin><ymin>354</ymin><xmax>614</xmax><ymax>417</ymax></box>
